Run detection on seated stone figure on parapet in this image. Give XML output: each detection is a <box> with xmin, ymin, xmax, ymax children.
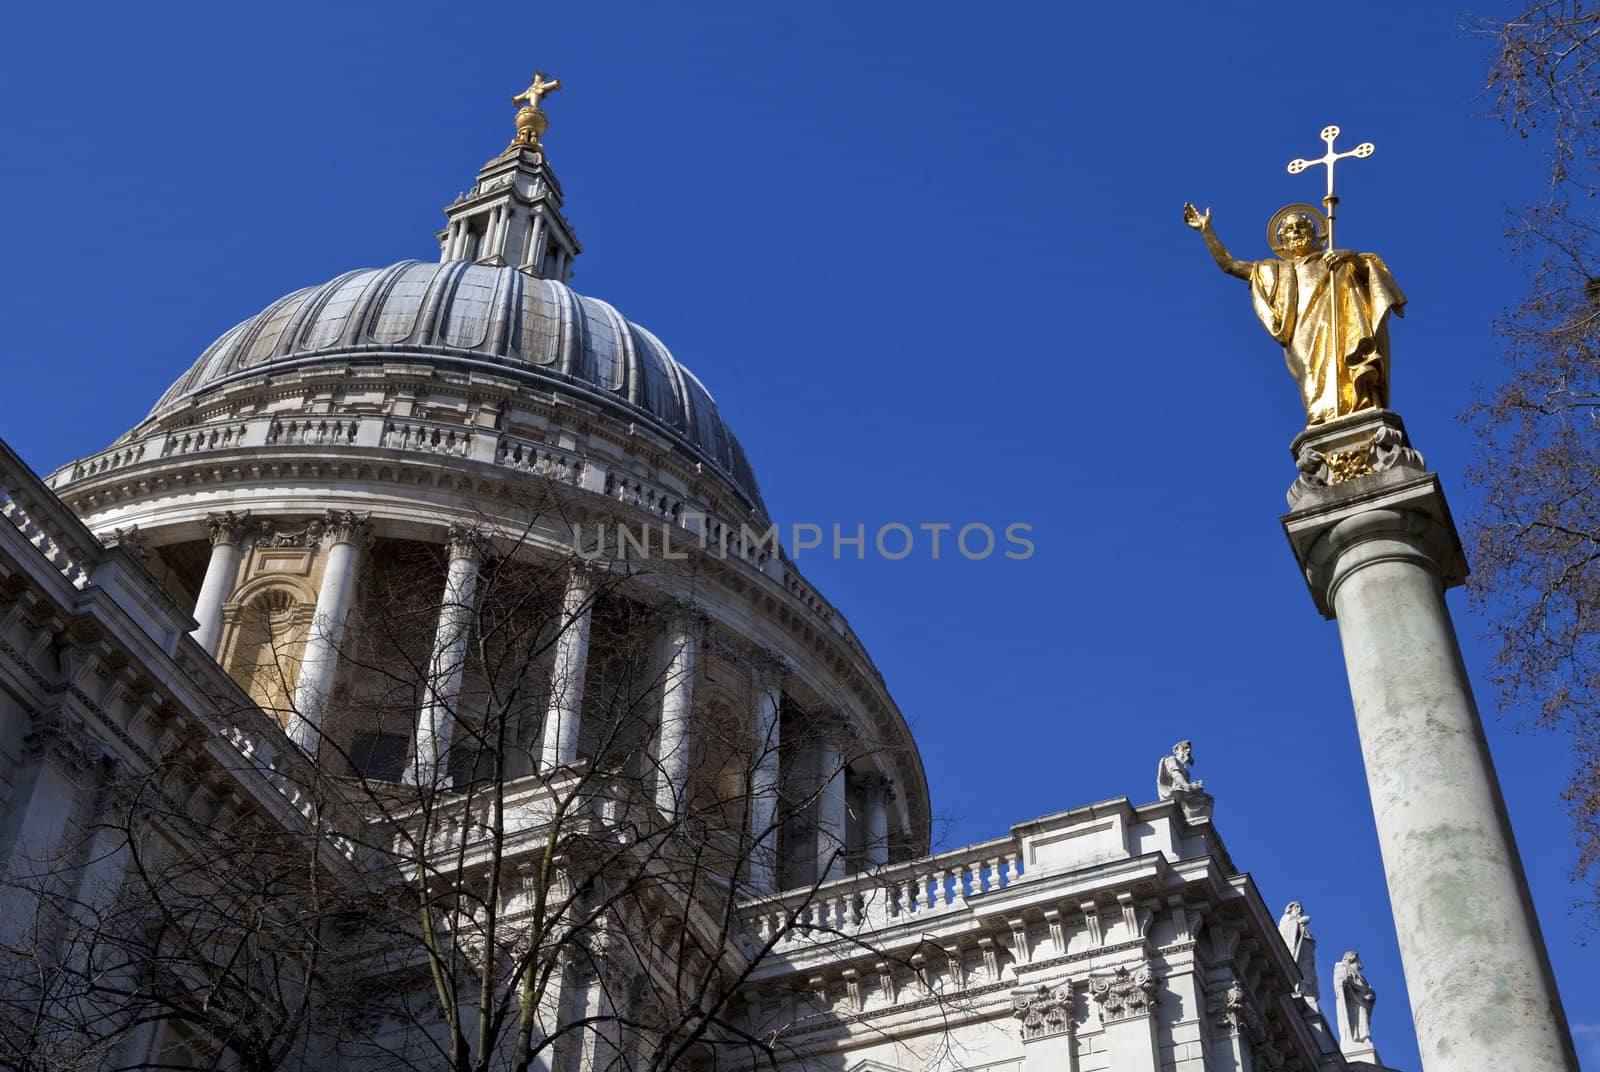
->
<box><xmin>1157</xmin><ymin>740</ymin><xmax>1213</xmax><ymax>822</ymax></box>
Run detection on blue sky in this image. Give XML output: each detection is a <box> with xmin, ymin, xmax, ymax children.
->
<box><xmin>0</xmin><ymin>2</ymin><xmax>1591</xmax><ymax>1067</ymax></box>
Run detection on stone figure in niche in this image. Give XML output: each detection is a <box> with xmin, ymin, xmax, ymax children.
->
<box><xmin>1334</xmin><ymin>950</ymin><xmax>1377</xmax><ymax>1051</ymax></box>
<box><xmin>1157</xmin><ymin>740</ymin><xmax>1214</xmax><ymax>822</ymax></box>
<box><xmin>1277</xmin><ymin>901</ymin><xmax>1320</xmax><ymax>1010</ymax></box>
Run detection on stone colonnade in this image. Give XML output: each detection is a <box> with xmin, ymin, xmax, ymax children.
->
<box><xmin>187</xmin><ymin>512</ymin><xmax>892</xmax><ymax>891</ymax></box>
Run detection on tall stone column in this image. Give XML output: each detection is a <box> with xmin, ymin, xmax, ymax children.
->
<box><xmin>863</xmin><ymin>774</ymin><xmax>893</xmax><ymax>868</ymax></box>
<box><xmin>1284</xmin><ymin>410</ymin><xmax>1579</xmax><ymax>1072</ymax></box>
<box><xmin>191</xmin><ymin>511</ymin><xmax>251</xmax><ymax>655</ymax></box>
<box><xmin>815</xmin><ymin>733</ymin><xmax>848</xmax><ymax>882</ymax></box>
<box><xmin>407</xmin><ymin>524</ymin><xmax>482</xmax><ymax>786</ymax></box>
<box><xmin>654</xmin><ymin>615</ymin><xmax>698</xmax><ymax>818</ymax></box>
<box><xmin>288</xmin><ymin>511</ymin><xmax>369</xmax><ymax>754</ymax></box>
<box><xmin>747</xmin><ymin>659</ymin><xmax>784</xmax><ymax>893</ymax></box>
<box><xmin>541</xmin><ymin>564</ymin><xmax>595</xmax><ymax>771</ymax></box>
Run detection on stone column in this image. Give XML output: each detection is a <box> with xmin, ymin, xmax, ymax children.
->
<box><xmin>1011</xmin><ymin>982</ymin><xmax>1078</xmax><ymax>1072</ymax></box>
<box><xmin>747</xmin><ymin>660</ymin><xmax>784</xmax><ymax>893</ymax></box>
<box><xmin>0</xmin><ymin>715</ymin><xmax>108</xmax><ymax>949</ymax></box>
<box><xmin>540</xmin><ymin>565</ymin><xmax>595</xmax><ymax>771</ymax></box>
<box><xmin>288</xmin><ymin>511</ymin><xmax>368</xmax><ymax>754</ymax></box>
<box><xmin>1284</xmin><ymin>411</ymin><xmax>1579</xmax><ymax>1072</ymax></box>
<box><xmin>407</xmin><ymin>524</ymin><xmax>482</xmax><ymax>786</ymax></box>
<box><xmin>1089</xmin><ymin>963</ymin><xmax>1159</xmax><ymax>1072</ymax></box>
<box><xmin>815</xmin><ymin>733</ymin><xmax>848</xmax><ymax>882</ymax></box>
<box><xmin>190</xmin><ymin>511</ymin><xmax>251</xmax><ymax>655</ymax></box>
<box><xmin>863</xmin><ymin>774</ymin><xmax>894</xmax><ymax>868</ymax></box>
<box><xmin>654</xmin><ymin>615</ymin><xmax>698</xmax><ymax>818</ymax></box>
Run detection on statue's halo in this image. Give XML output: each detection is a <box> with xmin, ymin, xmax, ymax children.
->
<box><xmin>1267</xmin><ymin>202</ymin><xmax>1328</xmax><ymax>257</ymax></box>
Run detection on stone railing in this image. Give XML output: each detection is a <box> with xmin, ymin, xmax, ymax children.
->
<box><xmin>381</xmin><ymin>418</ymin><xmax>472</xmax><ymax>457</ymax></box>
<box><xmin>67</xmin><ymin>440</ymin><xmax>146</xmax><ymax>481</ymax></box>
<box><xmin>1</xmin><ymin>441</ymin><xmax>100</xmax><ymax>589</ymax></box>
<box><xmin>272</xmin><ymin>416</ymin><xmax>359</xmax><ymax>447</ymax></box>
<box><xmin>496</xmin><ymin>434</ymin><xmax>582</xmax><ymax>484</ymax></box>
<box><xmin>606</xmin><ymin>471</ymin><xmax>685</xmax><ymax>523</ymax></box>
<box><xmin>741</xmin><ymin>835</ymin><xmax>1025</xmax><ymax>950</ymax></box>
<box><xmin>162</xmin><ymin>421</ymin><xmax>250</xmax><ymax>458</ymax></box>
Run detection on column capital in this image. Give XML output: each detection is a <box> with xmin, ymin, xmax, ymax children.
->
<box><xmin>205</xmin><ymin>510</ymin><xmax>253</xmax><ymax>548</ymax></box>
<box><xmin>98</xmin><ymin>525</ymin><xmax>149</xmax><ymax>558</ymax></box>
<box><xmin>1207</xmin><ymin>979</ymin><xmax>1269</xmax><ymax>1043</ymax></box>
<box><xmin>1282</xmin><ymin>428</ymin><xmax>1466</xmax><ymax>618</ymax></box>
<box><xmin>444</xmin><ymin>521</ymin><xmax>486</xmax><ymax>563</ymax></box>
<box><xmin>1088</xmin><ymin>961</ymin><xmax>1157</xmax><ymax>1023</ymax></box>
<box><xmin>317</xmin><ymin>510</ymin><xmax>371</xmax><ymax>548</ymax></box>
<box><xmin>1011</xmin><ymin>981</ymin><xmax>1074</xmax><ymax>1041</ymax></box>
<box><xmin>23</xmin><ymin>712</ymin><xmax>113</xmax><ymax>780</ymax></box>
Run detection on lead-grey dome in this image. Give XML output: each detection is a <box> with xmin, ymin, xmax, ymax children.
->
<box><xmin>150</xmin><ymin>260</ymin><xmax>766</xmax><ymax>515</ymax></box>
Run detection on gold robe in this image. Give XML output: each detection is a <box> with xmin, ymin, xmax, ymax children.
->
<box><xmin>1250</xmin><ymin>252</ymin><xmax>1406</xmax><ymax>424</ymax></box>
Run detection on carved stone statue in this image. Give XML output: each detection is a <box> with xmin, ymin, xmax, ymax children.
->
<box><xmin>1277</xmin><ymin>901</ymin><xmax>1320</xmax><ymax>1010</ymax></box>
<box><xmin>1183</xmin><ymin>202</ymin><xmax>1406</xmax><ymax>426</ymax></box>
<box><xmin>1157</xmin><ymin>740</ymin><xmax>1214</xmax><ymax>822</ymax></box>
<box><xmin>1334</xmin><ymin>950</ymin><xmax>1378</xmax><ymax>1056</ymax></box>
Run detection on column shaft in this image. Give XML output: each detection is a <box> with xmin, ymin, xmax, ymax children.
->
<box><xmin>289</xmin><ymin>514</ymin><xmax>366</xmax><ymax>753</ymax></box>
<box><xmin>654</xmin><ymin>621</ymin><xmax>697</xmax><ymax>817</ymax></box>
<box><xmin>191</xmin><ymin>512</ymin><xmax>250</xmax><ymax>655</ymax></box>
<box><xmin>408</xmin><ymin>531</ymin><xmax>481</xmax><ymax>785</ymax></box>
<box><xmin>540</xmin><ymin>567</ymin><xmax>594</xmax><ymax>771</ymax></box>
<box><xmin>864</xmin><ymin>783</ymin><xmax>891</xmax><ymax>868</ymax></box>
<box><xmin>1328</xmin><ymin>514</ymin><xmax>1579</xmax><ymax>1071</ymax></box>
<box><xmin>748</xmin><ymin>674</ymin><xmax>783</xmax><ymax>892</ymax></box>
<box><xmin>815</xmin><ymin>738</ymin><xmax>847</xmax><ymax>882</ymax></box>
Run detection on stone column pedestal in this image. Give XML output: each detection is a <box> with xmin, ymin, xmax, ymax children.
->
<box><xmin>1282</xmin><ymin>410</ymin><xmax>1579</xmax><ymax>1072</ymax></box>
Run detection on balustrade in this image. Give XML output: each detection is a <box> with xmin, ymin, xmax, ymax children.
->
<box><xmin>496</xmin><ymin>435</ymin><xmax>580</xmax><ymax>483</ymax></box>
<box><xmin>162</xmin><ymin>422</ymin><xmax>249</xmax><ymax>457</ymax></box>
<box><xmin>380</xmin><ymin>418</ymin><xmax>469</xmax><ymax>456</ymax></box>
<box><xmin>272</xmin><ymin>417</ymin><xmax>359</xmax><ymax>447</ymax></box>
<box><xmin>739</xmin><ymin>837</ymin><xmax>1025</xmax><ymax>951</ymax></box>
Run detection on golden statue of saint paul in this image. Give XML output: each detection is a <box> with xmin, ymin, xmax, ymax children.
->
<box><xmin>1184</xmin><ymin>202</ymin><xmax>1406</xmax><ymax>425</ymax></box>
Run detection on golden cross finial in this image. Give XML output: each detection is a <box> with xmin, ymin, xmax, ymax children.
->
<box><xmin>1286</xmin><ymin>125</ymin><xmax>1374</xmax><ymax>249</ymax></box>
<box><xmin>513</xmin><ymin>71</ymin><xmax>562</xmax><ymax>111</ymax></box>
<box><xmin>508</xmin><ymin>71</ymin><xmax>563</xmax><ymax>151</ymax></box>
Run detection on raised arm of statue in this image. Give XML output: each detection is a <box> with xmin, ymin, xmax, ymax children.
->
<box><xmin>1184</xmin><ymin>203</ymin><xmax>1251</xmax><ymax>281</ymax></box>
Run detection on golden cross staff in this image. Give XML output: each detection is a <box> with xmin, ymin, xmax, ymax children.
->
<box><xmin>1287</xmin><ymin>124</ymin><xmax>1374</xmax><ymax>250</ymax></box>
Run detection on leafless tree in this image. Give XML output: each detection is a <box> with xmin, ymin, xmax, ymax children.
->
<box><xmin>2</xmin><ymin>479</ymin><xmax>932</xmax><ymax>1071</ymax></box>
<box><xmin>1467</xmin><ymin>1</ymin><xmax>1600</xmax><ymax>912</ymax></box>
